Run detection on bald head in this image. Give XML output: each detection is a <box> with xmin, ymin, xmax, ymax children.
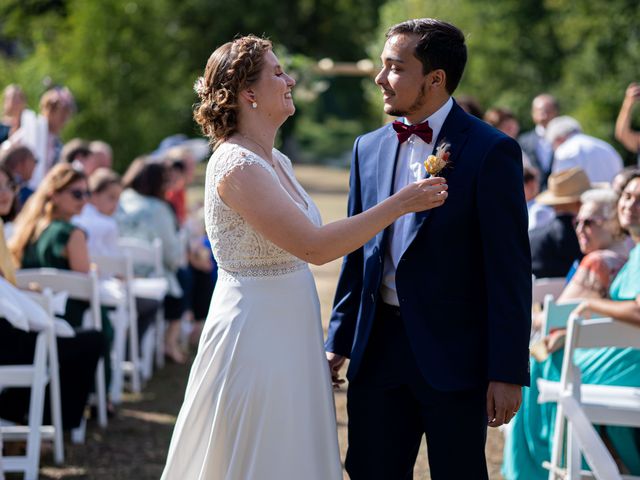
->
<box><xmin>531</xmin><ymin>94</ymin><xmax>559</xmax><ymax>128</ymax></box>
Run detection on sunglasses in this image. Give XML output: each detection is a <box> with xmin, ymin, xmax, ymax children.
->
<box><xmin>574</xmin><ymin>217</ymin><xmax>604</xmax><ymax>229</ymax></box>
<box><xmin>66</xmin><ymin>188</ymin><xmax>91</xmax><ymax>200</ymax></box>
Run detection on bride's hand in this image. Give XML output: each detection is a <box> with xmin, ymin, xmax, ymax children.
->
<box><xmin>394</xmin><ymin>177</ymin><xmax>448</xmax><ymax>214</ymax></box>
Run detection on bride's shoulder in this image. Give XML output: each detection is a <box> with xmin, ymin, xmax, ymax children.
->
<box><xmin>208</xmin><ymin>142</ymin><xmax>270</xmax><ymax>181</ymax></box>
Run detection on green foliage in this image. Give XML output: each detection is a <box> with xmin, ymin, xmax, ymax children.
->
<box><xmin>0</xmin><ymin>0</ymin><xmax>384</xmax><ymax>169</ymax></box>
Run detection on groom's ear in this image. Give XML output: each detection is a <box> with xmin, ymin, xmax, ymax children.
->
<box><xmin>428</xmin><ymin>69</ymin><xmax>446</xmax><ymax>90</ymax></box>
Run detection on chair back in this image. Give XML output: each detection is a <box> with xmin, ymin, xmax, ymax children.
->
<box><xmin>541</xmin><ymin>295</ymin><xmax>582</xmax><ymax>336</ymax></box>
<box><xmin>117</xmin><ymin>237</ymin><xmax>163</xmax><ymax>277</ymax></box>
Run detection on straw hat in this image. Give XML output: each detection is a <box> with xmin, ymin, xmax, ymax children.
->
<box><xmin>536</xmin><ymin>167</ymin><xmax>591</xmax><ymax>206</ymax></box>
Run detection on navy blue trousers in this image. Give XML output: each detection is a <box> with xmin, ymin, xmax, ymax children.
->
<box><xmin>345</xmin><ymin>303</ymin><xmax>489</xmax><ymax>480</ymax></box>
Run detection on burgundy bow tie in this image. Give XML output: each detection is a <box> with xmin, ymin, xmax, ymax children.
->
<box><xmin>392</xmin><ymin>120</ymin><xmax>433</xmax><ymax>144</ymax></box>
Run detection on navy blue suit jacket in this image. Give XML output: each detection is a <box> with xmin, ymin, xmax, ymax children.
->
<box><xmin>325</xmin><ymin>101</ymin><xmax>532</xmax><ymax>391</ymax></box>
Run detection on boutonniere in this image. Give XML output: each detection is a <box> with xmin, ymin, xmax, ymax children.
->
<box><xmin>423</xmin><ymin>141</ymin><xmax>451</xmax><ymax>176</ymax></box>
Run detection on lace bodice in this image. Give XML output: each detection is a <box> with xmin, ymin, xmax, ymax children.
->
<box><xmin>204</xmin><ymin>143</ymin><xmax>322</xmax><ymax>279</ymax></box>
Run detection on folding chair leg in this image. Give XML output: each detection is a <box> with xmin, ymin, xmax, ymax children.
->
<box><xmin>109</xmin><ymin>309</ymin><xmax>128</xmax><ymax>404</ymax></box>
<box><xmin>95</xmin><ymin>358</ymin><xmax>108</xmax><ymax>428</ymax></box>
<box><xmin>548</xmin><ymin>404</ymin><xmax>566</xmax><ymax>480</ymax></box>
<box><xmin>23</xmin><ymin>333</ymin><xmax>48</xmax><ymax>480</ymax></box>
<box><xmin>128</xmin><ymin>303</ymin><xmax>141</xmax><ymax>394</ymax></box>
<box><xmin>155</xmin><ymin>309</ymin><xmax>165</xmax><ymax>369</ymax></box>
<box><xmin>566</xmin><ymin>420</ymin><xmax>581</xmax><ymax>480</ymax></box>
<box><xmin>0</xmin><ymin>432</ymin><xmax>4</xmax><ymax>480</ymax></box>
<box><xmin>47</xmin><ymin>338</ymin><xmax>64</xmax><ymax>465</ymax></box>
<box><xmin>141</xmin><ymin>326</ymin><xmax>155</xmax><ymax>381</ymax></box>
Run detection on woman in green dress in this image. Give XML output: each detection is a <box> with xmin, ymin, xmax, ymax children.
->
<box><xmin>9</xmin><ymin>163</ymin><xmax>113</xmax><ymax>387</ymax></box>
<box><xmin>503</xmin><ymin>171</ymin><xmax>640</xmax><ymax>479</ymax></box>
<box><xmin>0</xmin><ymin>163</ymin><xmax>102</xmax><ymax>429</ymax></box>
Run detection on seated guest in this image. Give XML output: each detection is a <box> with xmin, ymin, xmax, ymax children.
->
<box><xmin>60</xmin><ymin>138</ymin><xmax>98</xmax><ymax>176</ymax></box>
<box><xmin>557</xmin><ymin>188</ymin><xmax>631</xmax><ymax>302</ymax></box>
<box><xmin>74</xmin><ymin>167</ymin><xmax>159</xmax><ymax>341</ymax></box>
<box><xmin>524</xmin><ymin>163</ymin><xmax>554</xmax><ymax>231</ymax></box>
<box><xmin>530</xmin><ymin>167</ymin><xmax>590</xmax><ymax>278</ymax></box>
<box><xmin>546</xmin><ymin>116</ymin><xmax>624</xmax><ymax>184</ymax></box>
<box><xmin>0</xmin><ymin>164</ymin><xmax>102</xmax><ymax>429</ymax></box>
<box><xmin>89</xmin><ymin>140</ymin><xmax>113</xmax><ymax>170</ymax></box>
<box><xmin>484</xmin><ymin>106</ymin><xmax>520</xmax><ymax>139</ymax></box>
<box><xmin>0</xmin><ymin>144</ymin><xmax>37</xmax><ymax>208</ymax></box>
<box><xmin>73</xmin><ymin>168</ymin><xmax>122</xmax><ymax>257</ymax></box>
<box><xmin>164</xmin><ymin>158</ymin><xmax>187</xmax><ymax>226</ymax></box>
<box><xmin>503</xmin><ymin>171</ymin><xmax>640</xmax><ymax>479</ymax></box>
<box><xmin>116</xmin><ymin>158</ymin><xmax>186</xmax><ymax>363</ymax></box>
<box><xmin>0</xmin><ymin>84</ymin><xmax>26</xmax><ymax>142</ymax></box>
<box><xmin>9</xmin><ymin>163</ymin><xmax>113</xmax><ymax>387</ymax></box>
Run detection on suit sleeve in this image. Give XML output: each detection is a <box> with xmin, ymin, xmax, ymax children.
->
<box><xmin>477</xmin><ymin>136</ymin><xmax>532</xmax><ymax>386</ymax></box>
<box><xmin>324</xmin><ymin>137</ymin><xmax>364</xmax><ymax>357</ymax></box>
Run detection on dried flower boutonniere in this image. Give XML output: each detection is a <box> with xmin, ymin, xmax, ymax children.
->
<box><xmin>423</xmin><ymin>141</ymin><xmax>451</xmax><ymax>176</ymax></box>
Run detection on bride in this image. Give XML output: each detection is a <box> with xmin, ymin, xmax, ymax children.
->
<box><xmin>161</xmin><ymin>35</ymin><xmax>448</xmax><ymax>480</ymax></box>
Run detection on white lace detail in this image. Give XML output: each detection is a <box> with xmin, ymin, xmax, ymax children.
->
<box><xmin>204</xmin><ymin>143</ymin><xmax>321</xmax><ymax>278</ymax></box>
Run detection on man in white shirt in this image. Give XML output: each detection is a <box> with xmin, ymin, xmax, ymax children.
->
<box><xmin>546</xmin><ymin>115</ymin><xmax>623</xmax><ymax>184</ymax></box>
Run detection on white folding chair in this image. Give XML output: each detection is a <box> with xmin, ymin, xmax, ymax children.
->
<box><xmin>541</xmin><ymin>316</ymin><xmax>640</xmax><ymax>480</ymax></box>
<box><xmin>117</xmin><ymin>237</ymin><xmax>166</xmax><ymax>379</ymax></box>
<box><xmin>0</xmin><ymin>289</ymin><xmax>64</xmax><ymax>479</ymax></box>
<box><xmin>541</xmin><ymin>295</ymin><xmax>583</xmax><ymax>336</ymax></box>
<box><xmin>14</xmin><ymin>268</ymin><xmax>108</xmax><ymax>442</ymax></box>
<box><xmin>92</xmin><ymin>253</ymin><xmax>141</xmax><ymax>403</ymax></box>
<box><xmin>533</xmin><ymin>277</ymin><xmax>567</xmax><ymax>305</ymax></box>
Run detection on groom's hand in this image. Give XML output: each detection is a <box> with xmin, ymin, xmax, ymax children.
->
<box><xmin>486</xmin><ymin>381</ymin><xmax>522</xmax><ymax>427</ymax></box>
<box><xmin>326</xmin><ymin>352</ymin><xmax>346</xmax><ymax>389</ymax></box>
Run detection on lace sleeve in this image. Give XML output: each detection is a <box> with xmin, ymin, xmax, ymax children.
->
<box><xmin>211</xmin><ymin>144</ymin><xmax>274</xmax><ymax>188</ymax></box>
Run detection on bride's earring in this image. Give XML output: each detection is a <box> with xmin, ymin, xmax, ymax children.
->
<box><xmin>251</xmin><ymin>101</ymin><xmax>258</xmax><ymax>109</ymax></box>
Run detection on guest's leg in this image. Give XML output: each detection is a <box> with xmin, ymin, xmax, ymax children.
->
<box><xmin>135</xmin><ymin>297</ymin><xmax>160</xmax><ymax>345</ymax></box>
<box><xmin>163</xmin><ymin>294</ymin><xmax>186</xmax><ymax>364</ymax></box>
<box><xmin>54</xmin><ymin>330</ymin><xmax>103</xmax><ymax>429</ymax></box>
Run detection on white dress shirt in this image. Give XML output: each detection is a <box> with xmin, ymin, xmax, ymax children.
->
<box><xmin>73</xmin><ymin>203</ymin><xmax>120</xmax><ymax>257</ymax></box>
<box><xmin>552</xmin><ymin>132</ymin><xmax>623</xmax><ymax>184</ymax></box>
<box><xmin>380</xmin><ymin>97</ymin><xmax>453</xmax><ymax>306</ymax></box>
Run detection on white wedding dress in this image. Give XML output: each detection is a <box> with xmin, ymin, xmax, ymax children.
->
<box><xmin>161</xmin><ymin>143</ymin><xmax>342</xmax><ymax>480</ymax></box>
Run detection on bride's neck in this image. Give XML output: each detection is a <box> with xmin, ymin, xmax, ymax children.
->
<box><xmin>235</xmin><ymin>117</ymin><xmax>277</xmax><ymax>150</ymax></box>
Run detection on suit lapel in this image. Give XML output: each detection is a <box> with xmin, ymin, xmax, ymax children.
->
<box><xmin>376</xmin><ymin>126</ymin><xmax>401</xmax><ymax>206</ymax></box>
<box><xmin>403</xmin><ymin>101</ymin><xmax>470</xmax><ymax>251</ymax></box>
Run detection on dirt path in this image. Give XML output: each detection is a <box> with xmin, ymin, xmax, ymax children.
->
<box><xmin>31</xmin><ymin>164</ymin><xmax>504</xmax><ymax>479</ymax></box>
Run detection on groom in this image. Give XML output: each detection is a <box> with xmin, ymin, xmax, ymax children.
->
<box><xmin>325</xmin><ymin>18</ymin><xmax>531</xmax><ymax>479</ymax></box>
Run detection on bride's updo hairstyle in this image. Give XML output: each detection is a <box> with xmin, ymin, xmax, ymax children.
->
<box><xmin>194</xmin><ymin>35</ymin><xmax>272</xmax><ymax>148</ymax></box>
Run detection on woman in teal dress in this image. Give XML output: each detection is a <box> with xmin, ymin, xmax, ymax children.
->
<box><xmin>503</xmin><ymin>171</ymin><xmax>640</xmax><ymax>479</ymax></box>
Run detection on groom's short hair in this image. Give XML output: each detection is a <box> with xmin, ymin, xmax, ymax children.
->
<box><xmin>386</xmin><ymin>18</ymin><xmax>467</xmax><ymax>94</ymax></box>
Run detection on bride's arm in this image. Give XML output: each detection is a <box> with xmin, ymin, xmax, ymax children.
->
<box><xmin>218</xmin><ymin>164</ymin><xmax>446</xmax><ymax>266</ymax></box>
